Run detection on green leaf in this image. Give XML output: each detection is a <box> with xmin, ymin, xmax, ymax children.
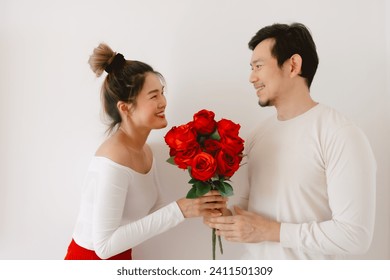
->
<box><xmin>219</xmin><ymin>181</ymin><xmax>234</xmax><ymax>197</ymax></box>
<box><xmin>186</xmin><ymin>187</ymin><xmax>198</xmax><ymax>199</ymax></box>
<box><xmin>186</xmin><ymin>181</ymin><xmax>211</xmax><ymax>198</ymax></box>
<box><xmin>188</xmin><ymin>178</ymin><xmax>197</xmax><ymax>184</ymax></box>
<box><xmin>209</xmin><ymin>130</ymin><xmax>220</xmax><ymax>141</ymax></box>
<box><xmin>211</xmin><ymin>180</ymin><xmax>222</xmax><ymax>191</ymax></box>
<box><xmin>218</xmin><ymin>175</ymin><xmax>226</xmax><ymax>181</ymax></box>
<box><xmin>194</xmin><ymin>181</ymin><xmax>211</xmax><ymax>197</ymax></box>
<box><xmin>212</xmin><ymin>180</ymin><xmax>226</xmax><ymax>195</ymax></box>
<box><xmin>166</xmin><ymin>157</ymin><xmax>176</xmax><ymax>165</ymax></box>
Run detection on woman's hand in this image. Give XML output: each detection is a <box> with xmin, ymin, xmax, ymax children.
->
<box><xmin>177</xmin><ymin>190</ymin><xmax>228</xmax><ymax>218</ymax></box>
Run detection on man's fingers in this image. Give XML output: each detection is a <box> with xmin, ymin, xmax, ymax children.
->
<box><xmin>206</xmin><ymin>217</ymin><xmax>236</xmax><ymax>232</ymax></box>
<box><xmin>208</xmin><ymin>215</ymin><xmax>236</xmax><ymax>224</ymax></box>
<box><xmin>234</xmin><ymin>206</ymin><xmax>251</xmax><ymax>216</ymax></box>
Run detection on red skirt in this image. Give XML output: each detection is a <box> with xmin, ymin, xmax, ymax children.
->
<box><xmin>64</xmin><ymin>239</ymin><xmax>132</xmax><ymax>260</ymax></box>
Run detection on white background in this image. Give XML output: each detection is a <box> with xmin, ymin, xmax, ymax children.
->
<box><xmin>0</xmin><ymin>0</ymin><xmax>389</xmax><ymax>260</ymax></box>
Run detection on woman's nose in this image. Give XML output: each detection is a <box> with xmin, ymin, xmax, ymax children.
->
<box><xmin>159</xmin><ymin>95</ymin><xmax>167</xmax><ymax>108</ymax></box>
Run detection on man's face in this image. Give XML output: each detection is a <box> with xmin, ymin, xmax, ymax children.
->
<box><xmin>249</xmin><ymin>38</ymin><xmax>288</xmax><ymax>107</ymax></box>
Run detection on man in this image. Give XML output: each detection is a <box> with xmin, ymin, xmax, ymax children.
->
<box><xmin>206</xmin><ymin>23</ymin><xmax>376</xmax><ymax>259</ymax></box>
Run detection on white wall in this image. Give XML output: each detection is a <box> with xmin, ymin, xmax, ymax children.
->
<box><xmin>0</xmin><ymin>0</ymin><xmax>389</xmax><ymax>260</ymax></box>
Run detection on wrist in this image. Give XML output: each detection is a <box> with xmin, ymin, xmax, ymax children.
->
<box><xmin>176</xmin><ymin>198</ymin><xmax>188</xmax><ymax>218</ymax></box>
<box><xmin>268</xmin><ymin>220</ymin><xmax>281</xmax><ymax>242</ymax></box>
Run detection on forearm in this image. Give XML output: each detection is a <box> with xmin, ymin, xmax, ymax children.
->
<box><xmin>280</xmin><ymin>218</ymin><xmax>373</xmax><ymax>255</ymax></box>
<box><xmin>94</xmin><ymin>202</ymin><xmax>184</xmax><ymax>259</ymax></box>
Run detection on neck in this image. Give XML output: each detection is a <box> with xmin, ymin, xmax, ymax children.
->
<box><xmin>118</xmin><ymin>125</ymin><xmax>149</xmax><ymax>152</ymax></box>
<box><xmin>274</xmin><ymin>86</ymin><xmax>317</xmax><ymax>121</ymax></box>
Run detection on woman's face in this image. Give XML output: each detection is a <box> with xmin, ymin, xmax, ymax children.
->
<box><xmin>130</xmin><ymin>72</ymin><xmax>167</xmax><ymax>130</ymax></box>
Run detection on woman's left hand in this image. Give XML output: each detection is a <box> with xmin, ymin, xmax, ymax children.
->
<box><xmin>177</xmin><ymin>190</ymin><xmax>228</xmax><ymax>218</ymax></box>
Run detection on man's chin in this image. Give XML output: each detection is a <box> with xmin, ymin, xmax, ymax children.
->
<box><xmin>258</xmin><ymin>100</ymin><xmax>271</xmax><ymax>107</ymax></box>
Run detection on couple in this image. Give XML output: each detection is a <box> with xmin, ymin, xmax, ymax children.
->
<box><xmin>64</xmin><ymin>22</ymin><xmax>376</xmax><ymax>260</ymax></box>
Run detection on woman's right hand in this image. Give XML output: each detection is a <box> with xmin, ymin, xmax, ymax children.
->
<box><xmin>176</xmin><ymin>190</ymin><xmax>228</xmax><ymax>218</ymax></box>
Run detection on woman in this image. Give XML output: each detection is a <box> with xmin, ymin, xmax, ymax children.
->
<box><xmin>64</xmin><ymin>43</ymin><xmax>226</xmax><ymax>260</ymax></box>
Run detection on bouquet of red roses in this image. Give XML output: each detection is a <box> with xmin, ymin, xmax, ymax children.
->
<box><xmin>164</xmin><ymin>109</ymin><xmax>244</xmax><ymax>259</ymax></box>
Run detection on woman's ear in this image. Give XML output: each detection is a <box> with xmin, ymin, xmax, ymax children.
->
<box><xmin>289</xmin><ymin>54</ymin><xmax>303</xmax><ymax>78</ymax></box>
<box><xmin>117</xmin><ymin>101</ymin><xmax>132</xmax><ymax>117</ymax></box>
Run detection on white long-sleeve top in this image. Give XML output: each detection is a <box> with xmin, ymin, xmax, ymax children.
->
<box><xmin>72</xmin><ymin>156</ymin><xmax>185</xmax><ymax>259</ymax></box>
<box><xmin>240</xmin><ymin>103</ymin><xmax>376</xmax><ymax>259</ymax></box>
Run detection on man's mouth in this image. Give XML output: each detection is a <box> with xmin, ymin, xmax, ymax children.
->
<box><xmin>255</xmin><ymin>84</ymin><xmax>265</xmax><ymax>94</ymax></box>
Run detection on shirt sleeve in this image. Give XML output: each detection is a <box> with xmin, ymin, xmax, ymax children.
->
<box><xmin>280</xmin><ymin>124</ymin><xmax>376</xmax><ymax>255</ymax></box>
<box><xmin>92</xmin><ymin>163</ymin><xmax>185</xmax><ymax>259</ymax></box>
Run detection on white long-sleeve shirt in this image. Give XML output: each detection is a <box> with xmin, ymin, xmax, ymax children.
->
<box><xmin>72</xmin><ymin>156</ymin><xmax>184</xmax><ymax>259</ymax></box>
<box><xmin>240</xmin><ymin>104</ymin><xmax>376</xmax><ymax>259</ymax></box>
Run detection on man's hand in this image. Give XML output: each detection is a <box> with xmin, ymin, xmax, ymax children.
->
<box><xmin>204</xmin><ymin>206</ymin><xmax>281</xmax><ymax>243</ymax></box>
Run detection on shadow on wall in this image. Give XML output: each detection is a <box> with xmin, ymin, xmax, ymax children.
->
<box><xmin>133</xmin><ymin>141</ymin><xmax>246</xmax><ymax>260</ymax></box>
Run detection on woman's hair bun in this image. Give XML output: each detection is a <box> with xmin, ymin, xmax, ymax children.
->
<box><xmin>88</xmin><ymin>43</ymin><xmax>116</xmax><ymax>77</ymax></box>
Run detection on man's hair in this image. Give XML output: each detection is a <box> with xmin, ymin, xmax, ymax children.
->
<box><xmin>248</xmin><ymin>23</ymin><xmax>319</xmax><ymax>88</ymax></box>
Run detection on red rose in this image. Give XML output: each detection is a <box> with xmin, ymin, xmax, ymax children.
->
<box><xmin>164</xmin><ymin>122</ymin><xmax>197</xmax><ymax>152</ymax></box>
<box><xmin>215</xmin><ymin>148</ymin><xmax>242</xmax><ymax>178</ymax></box>
<box><xmin>173</xmin><ymin>142</ymin><xmax>201</xmax><ymax>169</ymax></box>
<box><xmin>191</xmin><ymin>152</ymin><xmax>217</xmax><ymax>181</ymax></box>
<box><xmin>217</xmin><ymin>119</ymin><xmax>240</xmax><ymax>138</ymax></box>
<box><xmin>203</xmin><ymin>139</ymin><xmax>221</xmax><ymax>156</ymax></box>
<box><xmin>217</xmin><ymin>119</ymin><xmax>244</xmax><ymax>154</ymax></box>
<box><xmin>193</xmin><ymin>109</ymin><xmax>217</xmax><ymax>135</ymax></box>
<box><xmin>220</xmin><ymin>136</ymin><xmax>244</xmax><ymax>154</ymax></box>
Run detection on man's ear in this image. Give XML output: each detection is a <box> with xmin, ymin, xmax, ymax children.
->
<box><xmin>289</xmin><ymin>54</ymin><xmax>303</xmax><ymax>78</ymax></box>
